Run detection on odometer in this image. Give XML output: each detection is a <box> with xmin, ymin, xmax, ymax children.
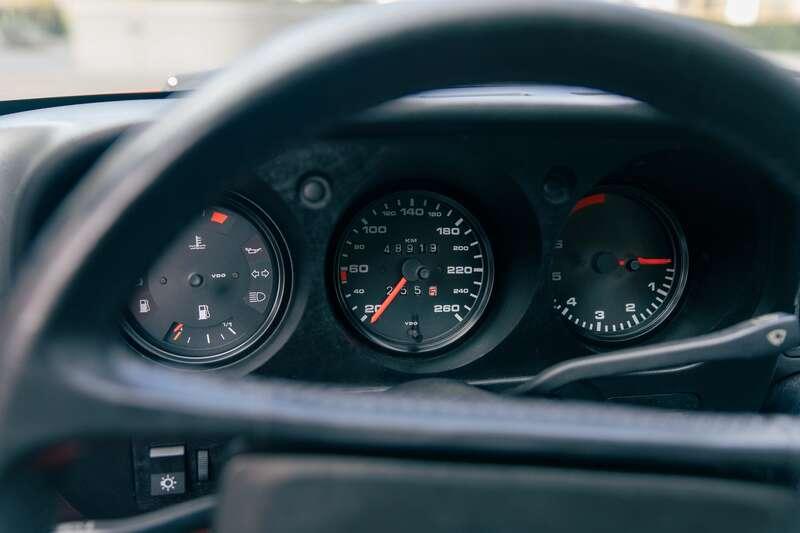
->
<box><xmin>334</xmin><ymin>190</ymin><xmax>493</xmax><ymax>354</ymax></box>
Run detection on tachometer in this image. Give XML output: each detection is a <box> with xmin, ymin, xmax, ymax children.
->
<box><xmin>334</xmin><ymin>190</ymin><xmax>493</xmax><ymax>354</ymax></box>
<box><xmin>125</xmin><ymin>202</ymin><xmax>286</xmax><ymax>365</ymax></box>
<box><xmin>550</xmin><ymin>189</ymin><xmax>688</xmax><ymax>341</ymax></box>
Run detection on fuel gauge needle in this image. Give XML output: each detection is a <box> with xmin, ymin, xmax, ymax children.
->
<box><xmin>370</xmin><ymin>277</ymin><xmax>407</xmax><ymax>324</ymax></box>
<box><xmin>171</xmin><ymin>322</ymin><xmax>184</xmax><ymax>341</ymax></box>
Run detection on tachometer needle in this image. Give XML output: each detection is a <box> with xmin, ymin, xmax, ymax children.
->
<box><xmin>617</xmin><ymin>257</ymin><xmax>673</xmax><ymax>267</ymax></box>
<box><xmin>636</xmin><ymin>257</ymin><xmax>673</xmax><ymax>265</ymax></box>
<box><xmin>370</xmin><ymin>277</ymin><xmax>407</xmax><ymax>324</ymax></box>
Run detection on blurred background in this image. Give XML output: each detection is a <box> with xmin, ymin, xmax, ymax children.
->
<box><xmin>1</xmin><ymin>0</ymin><xmax>799</xmax><ymax>101</ymax></box>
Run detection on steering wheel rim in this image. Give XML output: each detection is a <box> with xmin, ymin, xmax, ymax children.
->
<box><xmin>3</xmin><ymin>1</ymin><xmax>800</xmax><ymax>527</ymax></box>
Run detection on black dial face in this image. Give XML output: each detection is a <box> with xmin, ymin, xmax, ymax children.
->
<box><xmin>550</xmin><ymin>189</ymin><xmax>688</xmax><ymax>341</ymax></box>
<box><xmin>126</xmin><ymin>204</ymin><xmax>285</xmax><ymax>365</ymax></box>
<box><xmin>334</xmin><ymin>190</ymin><xmax>493</xmax><ymax>354</ymax></box>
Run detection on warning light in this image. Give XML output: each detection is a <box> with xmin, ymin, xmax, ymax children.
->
<box><xmin>428</xmin><ymin>286</ymin><xmax>438</xmax><ymax>297</ymax></box>
<box><xmin>210</xmin><ymin>211</ymin><xmax>229</xmax><ymax>224</ymax></box>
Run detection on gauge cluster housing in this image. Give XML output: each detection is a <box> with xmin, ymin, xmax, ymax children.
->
<box><xmin>6</xmin><ymin>90</ymin><xmax>796</xmax><ymax>411</ymax></box>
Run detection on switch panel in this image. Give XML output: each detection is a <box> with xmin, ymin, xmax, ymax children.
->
<box><xmin>132</xmin><ymin>438</ymin><xmax>226</xmax><ymax>511</ymax></box>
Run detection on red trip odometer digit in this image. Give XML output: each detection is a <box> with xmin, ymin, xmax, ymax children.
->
<box><xmin>334</xmin><ymin>190</ymin><xmax>494</xmax><ymax>354</ymax></box>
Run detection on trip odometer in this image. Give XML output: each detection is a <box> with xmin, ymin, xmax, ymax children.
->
<box><xmin>334</xmin><ymin>191</ymin><xmax>493</xmax><ymax>354</ymax></box>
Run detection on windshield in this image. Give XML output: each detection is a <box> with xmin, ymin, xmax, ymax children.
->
<box><xmin>1</xmin><ymin>0</ymin><xmax>798</xmax><ymax>101</ymax></box>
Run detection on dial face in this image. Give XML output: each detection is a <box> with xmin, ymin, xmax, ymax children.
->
<box><xmin>126</xmin><ymin>205</ymin><xmax>285</xmax><ymax>364</ymax></box>
<box><xmin>334</xmin><ymin>190</ymin><xmax>493</xmax><ymax>354</ymax></box>
<box><xmin>550</xmin><ymin>190</ymin><xmax>688</xmax><ymax>341</ymax></box>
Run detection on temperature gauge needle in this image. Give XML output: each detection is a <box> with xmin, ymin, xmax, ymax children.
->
<box><xmin>370</xmin><ymin>277</ymin><xmax>407</xmax><ymax>324</ymax></box>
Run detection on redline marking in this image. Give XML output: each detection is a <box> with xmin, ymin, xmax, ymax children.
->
<box><xmin>570</xmin><ymin>193</ymin><xmax>606</xmax><ymax>214</ymax></box>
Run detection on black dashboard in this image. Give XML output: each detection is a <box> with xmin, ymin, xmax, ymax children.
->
<box><xmin>3</xmin><ymin>85</ymin><xmax>799</xmax><ymax>518</ymax></box>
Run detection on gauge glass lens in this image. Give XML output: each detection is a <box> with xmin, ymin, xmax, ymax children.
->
<box><xmin>550</xmin><ymin>190</ymin><xmax>688</xmax><ymax>341</ymax></box>
<box><xmin>334</xmin><ymin>191</ymin><xmax>493</xmax><ymax>353</ymax></box>
<box><xmin>126</xmin><ymin>205</ymin><xmax>284</xmax><ymax>364</ymax></box>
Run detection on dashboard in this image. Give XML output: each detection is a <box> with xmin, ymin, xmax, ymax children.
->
<box><xmin>2</xmin><ymin>85</ymin><xmax>799</xmax><ymax>518</ymax></box>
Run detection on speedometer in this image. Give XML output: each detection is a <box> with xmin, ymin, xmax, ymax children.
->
<box><xmin>333</xmin><ymin>190</ymin><xmax>493</xmax><ymax>354</ymax></box>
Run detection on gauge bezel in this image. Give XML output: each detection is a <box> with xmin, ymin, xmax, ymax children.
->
<box><xmin>332</xmin><ymin>189</ymin><xmax>495</xmax><ymax>355</ymax></box>
<box><xmin>123</xmin><ymin>195</ymin><xmax>288</xmax><ymax>367</ymax></box>
<box><xmin>553</xmin><ymin>186</ymin><xmax>689</xmax><ymax>343</ymax></box>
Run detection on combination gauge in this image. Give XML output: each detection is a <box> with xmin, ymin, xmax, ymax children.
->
<box><xmin>125</xmin><ymin>202</ymin><xmax>286</xmax><ymax>366</ymax></box>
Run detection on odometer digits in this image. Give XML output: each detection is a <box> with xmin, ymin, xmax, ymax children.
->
<box><xmin>334</xmin><ymin>191</ymin><xmax>493</xmax><ymax>354</ymax></box>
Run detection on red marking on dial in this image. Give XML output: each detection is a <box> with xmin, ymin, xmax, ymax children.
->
<box><xmin>210</xmin><ymin>211</ymin><xmax>229</xmax><ymax>224</ymax></box>
<box><xmin>570</xmin><ymin>193</ymin><xmax>606</xmax><ymax>215</ymax></box>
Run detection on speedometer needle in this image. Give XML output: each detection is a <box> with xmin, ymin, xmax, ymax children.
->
<box><xmin>370</xmin><ymin>277</ymin><xmax>407</xmax><ymax>324</ymax></box>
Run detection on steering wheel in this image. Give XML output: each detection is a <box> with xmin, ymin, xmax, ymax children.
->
<box><xmin>3</xmin><ymin>1</ymin><xmax>800</xmax><ymax>530</ymax></box>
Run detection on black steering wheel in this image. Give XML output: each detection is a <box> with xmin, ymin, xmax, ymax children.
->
<box><xmin>3</xmin><ymin>1</ymin><xmax>800</xmax><ymax>530</ymax></box>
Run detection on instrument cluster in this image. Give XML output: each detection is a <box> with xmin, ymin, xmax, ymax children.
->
<box><xmin>124</xmin><ymin>186</ymin><xmax>691</xmax><ymax>367</ymax></box>
<box><xmin>122</xmin><ymin>138</ymin><xmax>791</xmax><ymax>388</ymax></box>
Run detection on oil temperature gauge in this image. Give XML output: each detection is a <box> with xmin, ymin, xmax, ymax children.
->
<box><xmin>125</xmin><ymin>203</ymin><xmax>286</xmax><ymax>365</ymax></box>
